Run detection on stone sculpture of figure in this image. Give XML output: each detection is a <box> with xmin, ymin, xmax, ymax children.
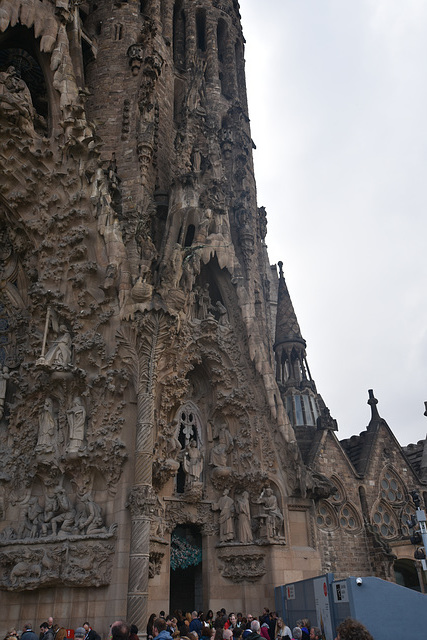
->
<box><xmin>43</xmin><ymin>325</ymin><xmax>72</xmax><ymax>368</ymax></box>
<box><xmin>212</xmin><ymin>488</ymin><xmax>235</xmax><ymax>543</ymax></box>
<box><xmin>41</xmin><ymin>493</ymin><xmax>59</xmax><ymax>537</ymax></box>
<box><xmin>197</xmin><ymin>283</ymin><xmax>211</xmax><ymax>319</ymax></box>
<box><xmin>235</xmin><ymin>491</ymin><xmax>253</xmax><ymax>544</ymax></box>
<box><xmin>36</xmin><ymin>397</ymin><xmax>56</xmax><ymax>454</ymax></box>
<box><xmin>0</xmin><ymin>366</ymin><xmax>9</xmax><ymax>420</ymax></box>
<box><xmin>182</xmin><ymin>439</ymin><xmax>203</xmax><ymax>488</ymax></box>
<box><xmin>210</xmin><ymin>424</ymin><xmax>233</xmax><ymax>468</ymax></box>
<box><xmin>0</xmin><ymin>66</ymin><xmax>36</xmax><ymax>136</ymax></box>
<box><xmin>78</xmin><ymin>493</ymin><xmax>106</xmax><ymax>535</ymax></box>
<box><xmin>22</xmin><ymin>497</ymin><xmax>43</xmax><ymax>539</ymax></box>
<box><xmin>50</xmin><ymin>487</ymin><xmax>76</xmax><ymax>537</ymax></box>
<box><xmin>66</xmin><ymin>397</ymin><xmax>86</xmax><ymax>453</ymax></box>
<box><xmin>257</xmin><ymin>487</ymin><xmax>284</xmax><ymax>538</ymax></box>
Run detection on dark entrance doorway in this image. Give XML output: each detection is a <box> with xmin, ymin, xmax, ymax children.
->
<box><xmin>394</xmin><ymin>558</ymin><xmax>423</xmax><ymax>592</ymax></box>
<box><xmin>170</xmin><ymin>524</ymin><xmax>202</xmax><ymax>613</ymax></box>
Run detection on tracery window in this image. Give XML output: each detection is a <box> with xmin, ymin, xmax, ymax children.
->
<box><xmin>339</xmin><ymin>503</ymin><xmax>361</xmax><ymax>533</ymax></box>
<box><xmin>371</xmin><ymin>500</ymin><xmax>398</xmax><ymax>539</ymax></box>
<box><xmin>379</xmin><ymin>469</ymin><xmax>405</xmax><ymax>503</ymax></box>
<box><xmin>316</xmin><ymin>500</ymin><xmax>338</xmax><ymax>532</ymax></box>
<box><xmin>329</xmin><ymin>476</ymin><xmax>346</xmax><ymax>506</ymax></box>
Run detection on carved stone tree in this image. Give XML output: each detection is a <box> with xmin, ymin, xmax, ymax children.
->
<box><xmin>118</xmin><ymin>311</ymin><xmax>174</xmax><ymax>628</ymax></box>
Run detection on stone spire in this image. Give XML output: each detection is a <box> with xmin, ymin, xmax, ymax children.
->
<box><xmin>274</xmin><ymin>261</ymin><xmax>337</xmax><ymax>440</ymax></box>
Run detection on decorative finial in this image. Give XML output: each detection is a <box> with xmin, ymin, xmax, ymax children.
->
<box><xmin>367</xmin><ymin>389</ymin><xmax>380</xmax><ymax>422</ymax></box>
<box><xmin>278</xmin><ymin>261</ymin><xmax>284</xmax><ymax>278</ymax></box>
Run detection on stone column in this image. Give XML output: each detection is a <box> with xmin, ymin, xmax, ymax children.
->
<box><xmin>120</xmin><ymin>311</ymin><xmax>172</xmax><ymax>633</ymax></box>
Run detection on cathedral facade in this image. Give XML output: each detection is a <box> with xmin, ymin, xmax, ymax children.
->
<box><xmin>0</xmin><ymin>0</ymin><xmax>426</xmax><ymax>635</ymax></box>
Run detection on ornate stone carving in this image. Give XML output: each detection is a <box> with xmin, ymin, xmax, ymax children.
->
<box><xmin>217</xmin><ymin>546</ymin><xmax>266</xmax><ymax>583</ymax></box>
<box><xmin>212</xmin><ymin>489</ymin><xmax>235</xmax><ymax>543</ymax></box>
<box><xmin>0</xmin><ymin>536</ymin><xmax>116</xmax><ymax>590</ymax></box>
<box><xmin>256</xmin><ymin>487</ymin><xmax>285</xmax><ymax>541</ymax></box>
<box><xmin>149</xmin><ymin>550</ymin><xmax>164</xmax><ymax>578</ymax></box>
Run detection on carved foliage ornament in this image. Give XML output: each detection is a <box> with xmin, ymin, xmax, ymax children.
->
<box><xmin>217</xmin><ymin>550</ymin><xmax>266</xmax><ymax>583</ymax></box>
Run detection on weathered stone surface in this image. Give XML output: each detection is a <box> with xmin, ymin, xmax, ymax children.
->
<box><xmin>0</xmin><ymin>0</ymin><xmax>426</xmax><ymax>635</ymax></box>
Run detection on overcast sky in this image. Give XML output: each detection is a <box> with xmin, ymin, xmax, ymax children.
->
<box><xmin>240</xmin><ymin>0</ymin><xmax>427</xmax><ymax>446</ymax></box>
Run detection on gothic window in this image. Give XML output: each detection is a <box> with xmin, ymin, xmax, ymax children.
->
<box><xmin>329</xmin><ymin>476</ymin><xmax>346</xmax><ymax>506</ymax></box>
<box><xmin>316</xmin><ymin>500</ymin><xmax>338</xmax><ymax>532</ymax></box>
<box><xmin>400</xmin><ymin>502</ymin><xmax>415</xmax><ymax>537</ymax></box>
<box><xmin>379</xmin><ymin>469</ymin><xmax>405</xmax><ymax>503</ymax></box>
<box><xmin>339</xmin><ymin>503</ymin><xmax>361</xmax><ymax>533</ymax></box>
<box><xmin>114</xmin><ymin>24</ymin><xmax>123</xmax><ymax>40</ymax></box>
<box><xmin>217</xmin><ymin>19</ymin><xmax>233</xmax><ymax>99</ymax></box>
<box><xmin>196</xmin><ymin>9</ymin><xmax>207</xmax><ymax>53</ymax></box>
<box><xmin>173</xmin><ymin>0</ymin><xmax>186</xmax><ymax>70</ymax></box>
<box><xmin>184</xmin><ymin>225</ymin><xmax>195</xmax><ymax>247</ymax></box>
<box><xmin>371</xmin><ymin>500</ymin><xmax>399</xmax><ymax>539</ymax></box>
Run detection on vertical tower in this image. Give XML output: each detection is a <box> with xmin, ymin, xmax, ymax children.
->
<box><xmin>0</xmin><ymin>0</ymin><xmax>333</xmax><ymax>632</ymax></box>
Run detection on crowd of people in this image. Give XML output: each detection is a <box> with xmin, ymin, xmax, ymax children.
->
<box><xmin>2</xmin><ymin>611</ymin><xmax>374</xmax><ymax>640</ymax></box>
<box><xmin>143</xmin><ymin>608</ymin><xmax>373</xmax><ymax>640</ymax></box>
<box><xmin>3</xmin><ymin>619</ymin><xmax>100</xmax><ymax>640</ymax></box>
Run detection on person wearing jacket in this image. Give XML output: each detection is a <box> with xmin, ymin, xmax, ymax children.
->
<box><xmin>153</xmin><ymin>619</ymin><xmax>173</xmax><ymax>640</ymax></box>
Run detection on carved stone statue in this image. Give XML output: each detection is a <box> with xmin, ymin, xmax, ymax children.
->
<box><xmin>212</xmin><ymin>488</ymin><xmax>234</xmax><ymax>543</ymax></box>
<box><xmin>66</xmin><ymin>396</ymin><xmax>86</xmax><ymax>453</ymax></box>
<box><xmin>0</xmin><ymin>365</ymin><xmax>9</xmax><ymax>420</ymax></box>
<box><xmin>78</xmin><ymin>493</ymin><xmax>107</xmax><ymax>535</ymax></box>
<box><xmin>257</xmin><ymin>487</ymin><xmax>284</xmax><ymax>538</ymax></box>
<box><xmin>210</xmin><ymin>424</ymin><xmax>233</xmax><ymax>468</ymax></box>
<box><xmin>43</xmin><ymin>325</ymin><xmax>72</xmax><ymax>368</ymax></box>
<box><xmin>0</xmin><ymin>66</ymin><xmax>36</xmax><ymax>136</ymax></box>
<box><xmin>235</xmin><ymin>491</ymin><xmax>253</xmax><ymax>544</ymax></box>
<box><xmin>182</xmin><ymin>439</ymin><xmax>203</xmax><ymax>489</ymax></box>
<box><xmin>50</xmin><ymin>487</ymin><xmax>76</xmax><ymax>537</ymax></box>
<box><xmin>36</xmin><ymin>397</ymin><xmax>56</xmax><ymax>454</ymax></box>
<box><xmin>21</xmin><ymin>496</ymin><xmax>43</xmax><ymax>539</ymax></box>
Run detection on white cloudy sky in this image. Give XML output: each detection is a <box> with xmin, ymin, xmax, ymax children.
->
<box><xmin>240</xmin><ymin>0</ymin><xmax>427</xmax><ymax>446</ymax></box>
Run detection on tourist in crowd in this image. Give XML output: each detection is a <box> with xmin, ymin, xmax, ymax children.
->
<box><xmin>309</xmin><ymin>628</ymin><xmax>321</xmax><ymax>640</ymax></box>
<box><xmin>39</xmin><ymin>624</ymin><xmax>54</xmax><ymax>640</ymax></box>
<box><xmin>153</xmin><ymin>619</ymin><xmax>172</xmax><ymax>640</ymax></box>
<box><xmin>335</xmin><ymin>618</ymin><xmax>374</xmax><ymax>640</ymax></box>
<box><xmin>147</xmin><ymin>614</ymin><xmax>157</xmax><ymax>640</ymax></box>
<box><xmin>246</xmin><ymin>621</ymin><xmax>262</xmax><ymax>640</ymax></box>
<box><xmin>111</xmin><ymin>621</ymin><xmax>130</xmax><ymax>640</ymax></box>
<box><xmin>21</xmin><ymin>624</ymin><xmax>38</xmax><ymax>640</ymax></box>
<box><xmin>189</xmin><ymin>612</ymin><xmax>203</xmax><ymax>639</ymax></box>
<box><xmin>291</xmin><ymin>630</ymin><xmax>302</xmax><ymax>640</ymax></box>
<box><xmin>129</xmin><ymin>625</ymin><xmax>139</xmax><ymax>640</ymax></box>
<box><xmin>260</xmin><ymin>624</ymin><xmax>269</xmax><ymax>640</ymax></box>
<box><xmin>275</xmin><ymin>618</ymin><xmax>291</xmax><ymax>640</ymax></box>
<box><xmin>83</xmin><ymin>623</ymin><xmax>100</xmax><ymax>640</ymax></box>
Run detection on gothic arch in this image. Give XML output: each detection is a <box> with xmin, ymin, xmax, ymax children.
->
<box><xmin>0</xmin><ymin>23</ymin><xmax>59</xmax><ymax>134</ymax></box>
<box><xmin>329</xmin><ymin>475</ymin><xmax>347</xmax><ymax>506</ymax></box>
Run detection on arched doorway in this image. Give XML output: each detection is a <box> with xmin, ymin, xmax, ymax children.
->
<box><xmin>394</xmin><ymin>558</ymin><xmax>423</xmax><ymax>592</ymax></box>
<box><xmin>170</xmin><ymin>524</ymin><xmax>202</xmax><ymax>613</ymax></box>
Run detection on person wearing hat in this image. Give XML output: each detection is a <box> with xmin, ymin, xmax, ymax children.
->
<box><xmin>74</xmin><ymin>628</ymin><xmax>86</xmax><ymax>640</ymax></box>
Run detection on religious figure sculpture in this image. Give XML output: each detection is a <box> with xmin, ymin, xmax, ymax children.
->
<box><xmin>235</xmin><ymin>491</ymin><xmax>253</xmax><ymax>544</ymax></box>
<box><xmin>210</xmin><ymin>424</ymin><xmax>233</xmax><ymax>468</ymax></box>
<box><xmin>0</xmin><ymin>66</ymin><xmax>37</xmax><ymax>136</ymax></box>
<box><xmin>182</xmin><ymin>439</ymin><xmax>203</xmax><ymax>489</ymax></box>
<box><xmin>0</xmin><ymin>366</ymin><xmax>9</xmax><ymax>420</ymax></box>
<box><xmin>21</xmin><ymin>497</ymin><xmax>43</xmax><ymax>539</ymax></box>
<box><xmin>36</xmin><ymin>397</ymin><xmax>56</xmax><ymax>454</ymax></box>
<box><xmin>43</xmin><ymin>326</ymin><xmax>72</xmax><ymax>368</ymax></box>
<box><xmin>78</xmin><ymin>492</ymin><xmax>107</xmax><ymax>535</ymax></box>
<box><xmin>50</xmin><ymin>487</ymin><xmax>76</xmax><ymax>537</ymax></box>
<box><xmin>66</xmin><ymin>396</ymin><xmax>86</xmax><ymax>453</ymax></box>
<box><xmin>212</xmin><ymin>488</ymin><xmax>235</xmax><ymax>543</ymax></box>
<box><xmin>257</xmin><ymin>487</ymin><xmax>284</xmax><ymax>538</ymax></box>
